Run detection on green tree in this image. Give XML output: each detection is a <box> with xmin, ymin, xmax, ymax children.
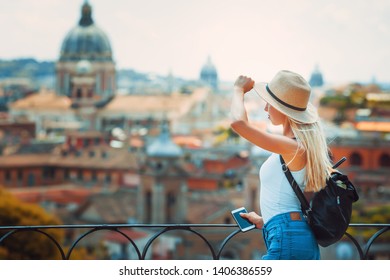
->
<box><xmin>214</xmin><ymin>125</ymin><xmax>240</xmax><ymax>145</ymax></box>
<box><xmin>0</xmin><ymin>188</ymin><xmax>64</xmax><ymax>259</ymax></box>
<box><xmin>346</xmin><ymin>203</ymin><xmax>390</xmax><ymax>243</ymax></box>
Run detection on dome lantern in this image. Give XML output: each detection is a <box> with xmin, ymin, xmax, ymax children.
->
<box><xmin>79</xmin><ymin>1</ymin><xmax>93</xmax><ymax>27</ymax></box>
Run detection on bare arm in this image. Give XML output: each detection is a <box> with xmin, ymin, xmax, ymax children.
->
<box><xmin>230</xmin><ymin>86</ymin><xmax>248</xmax><ymax>121</ymax></box>
<box><xmin>231</xmin><ymin>121</ymin><xmax>298</xmax><ymax>155</ymax></box>
<box><xmin>230</xmin><ymin>75</ymin><xmax>253</xmax><ymax>122</ymax></box>
<box><xmin>230</xmin><ymin>76</ymin><xmax>298</xmax><ymax>155</ymax></box>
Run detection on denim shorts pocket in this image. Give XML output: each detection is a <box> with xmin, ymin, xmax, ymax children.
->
<box><xmin>262</xmin><ymin>225</ymin><xmax>282</xmax><ymax>260</ymax></box>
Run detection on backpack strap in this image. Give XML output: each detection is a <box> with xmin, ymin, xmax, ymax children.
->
<box><xmin>279</xmin><ymin>155</ymin><xmax>312</xmax><ymax>216</ymax></box>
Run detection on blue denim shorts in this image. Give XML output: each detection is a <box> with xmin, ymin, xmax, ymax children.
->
<box><xmin>262</xmin><ymin>211</ymin><xmax>320</xmax><ymax>260</ymax></box>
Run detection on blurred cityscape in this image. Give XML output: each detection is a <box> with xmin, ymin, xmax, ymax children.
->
<box><xmin>0</xmin><ymin>2</ymin><xmax>389</xmax><ymax>260</ymax></box>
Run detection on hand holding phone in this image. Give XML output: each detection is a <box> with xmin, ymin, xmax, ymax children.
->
<box><xmin>231</xmin><ymin>207</ymin><xmax>255</xmax><ymax>232</ymax></box>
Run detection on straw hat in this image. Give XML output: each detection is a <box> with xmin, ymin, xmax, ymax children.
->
<box><xmin>253</xmin><ymin>70</ymin><xmax>318</xmax><ymax>124</ymax></box>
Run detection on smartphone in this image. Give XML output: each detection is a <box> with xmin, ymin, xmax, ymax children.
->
<box><xmin>231</xmin><ymin>207</ymin><xmax>255</xmax><ymax>232</ymax></box>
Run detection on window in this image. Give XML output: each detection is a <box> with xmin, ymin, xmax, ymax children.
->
<box><xmin>5</xmin><ymin>170</ymin><xmax>11</xmax><ymax>182</ymax></box>
<box><xmin>16</xmin><ymin>170</ymin><xmax>23</xmax><ymax>186</ymax></box>
<box><xmin>17</xmin><ymin>170</ymin><xmax>23</xmax><ymax>181</ymax></box>
<box><xmin>43</xmin><ymin>167</ymin><xmax>55</xmax><ymax>179</ymax></box>
<box><xmin>379</xmin><ymin>153</ymin><xmax>390</xmax><ymax>167</ymax></box>
<box><xmin>155</xmin><ymin>161</ymin><xmax>163</xmax><ymax>171</ymax></box>
<box><xmin>27</xmin><ymin>173</ymin><xmax>35</xmax><ymax>187</ymax></box>
<box><xmin>166</xmin><ymin>192</ymin><xmax>176</xmax><ymax>223</ymax></box>
<box><xmin>77</xmin><ymin>170</ymin><xmax>83</xmax><ymax>181</ymax></box>
<box><xmin>91</xmin><ymin>171</ymin><xmax>97</xmax><ymax>182</ymax></box>
<box><xmin>350</xmin><ymin>152</ymin><xmax>363</xmax><ymax>166</ymax></box>
<box><xmin>105</xmin><ymin>173</ymin><xmax>111</xmax><ymax>183</ymax></box>
<box><xmin>64</xmin><ymin>169</ymin><xmax>70</xmax><ymax>180</ymax></box>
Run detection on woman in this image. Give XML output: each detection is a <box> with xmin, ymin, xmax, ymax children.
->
<box><xmin>230</xmin><ymin>70</ymin><xmax>333</xmax><ymax>260</ymax></box>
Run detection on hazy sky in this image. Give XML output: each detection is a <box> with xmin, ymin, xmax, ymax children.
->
<box><xmin>1</xmin><ymin>0</ymin><xmax>389</xmax><ymax>84</ymax></box>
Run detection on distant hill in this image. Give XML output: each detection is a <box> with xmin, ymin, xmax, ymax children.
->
<box><xmin>0</xmin><ymin>58</ymin><xmax>184</xmax><ymax>83</ymax></box>
<box><xmin>0</xmin><ymin>58</ymin><xmax>55</xmax><ymax>79</ymax></box>
<box><xmin>0</xmin><ymin>58</ymin><xmax>180</xmax><ymax>84</ymax></box>
<box><xmin>0</xmin><ymin>58</ymin><xmax>211</xmax><ymax>94</ymax></box>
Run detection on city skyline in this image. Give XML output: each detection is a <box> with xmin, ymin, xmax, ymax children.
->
<box><xmin>1</xmin><ymin>0</ymin><xmax>389</xmax><ymax>84</ymax></box>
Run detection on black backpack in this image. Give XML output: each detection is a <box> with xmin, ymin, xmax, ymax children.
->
<box><xmin>280</xmin><ymin>155</ymin><xmax>359</xmax><ymax>247</ymax></box>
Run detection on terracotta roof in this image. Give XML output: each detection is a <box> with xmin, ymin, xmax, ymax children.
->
<box><xmin>0</xmin><ymin>154</ymin><xmax>51</xmax><ymax>167</ymax></box>
<box><xmin>0</xmin><ymin>146</ymin><xmax>140</xmax><ymax>170</ymax></box>
<box><xmin>9</xmin><ymin>184</ymin><xmax>100</xmax><ymax>204</ymax></box>
<box><xmin>128</xmin><ymin>135</ymin><xmax>203</xmax><ymax>149</ymax></box>
<box><xmin>57</xmin><ymin>147</ymin><xmax>140</xmax><ymax>169</ymax></box>
<box><xmin>75</xmin><ymin>189</ymin><xmax>138</xmax><ymax>223</ymax></box>
<box><xmin>99</xmin><ymin>89</ymin><xmax>208</xmax><ymax>117</ymax></box>
<box><xmin>102</xmin><ymin>95</ymin><xmax>186</xmax><ymax>112</ymax></box>
<box><xmin>129</xmin><ymin>136</ymin><xmax>144</xmax><ymax>148</ymax></box>
<box><xmin>9</xmin><ymin>90</ymin><xmax>72</xmax><ymax>110</ymax></box>
<box><xmin>172</xmin><ymin>135</ymin><xmax>202</xmax><ymax>148</ymax></box>
<box><xmin>356</xmin><ymin>121</ymin><xmax>390</xmax><ymax>132</ymax></box>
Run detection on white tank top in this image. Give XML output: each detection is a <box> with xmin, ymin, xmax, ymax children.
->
<box><xmin>259</xmin><ymin>153</ymin><xmax>306</xmax><ymax>224</ymax></box>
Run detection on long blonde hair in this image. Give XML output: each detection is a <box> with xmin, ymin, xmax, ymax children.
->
<box><xmin>288</xmin><ymin>119</ymin><xmax>333</xmax><ymax>192</ymax></box>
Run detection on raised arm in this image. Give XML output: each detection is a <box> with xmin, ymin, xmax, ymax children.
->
<box><xmin>230</xmin><ymin>76</ymin><xmax>299</xmax><ymax>156</ymax></box>
<box><xmin>230</xmin><ymin>75</ymin><xmax>253</xmax><ymax>122</ymax></box>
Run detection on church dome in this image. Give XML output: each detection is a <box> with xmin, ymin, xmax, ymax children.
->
<box><xmin>147</xmin><ymin>122</ymin><xmax>183</xmax><ymax>158</ymax></box>
<box><xmin>200</xmin><ymin>56</ymin><xmax>218</xmax><ymax>80</ymax></box>
<box><xmin>309</xmin><ymin>65</ymin><xmax>324</xmax><ymax>87</ymax></box>
<box><xmin>200</xmin><ymin>56</ymin><xmax>218</xmax><ymax>90</ymax></box>
<box><xmin>59</xmin><ymin>2</ymin><xmax>113</xmax><ymax>62</ymax></box>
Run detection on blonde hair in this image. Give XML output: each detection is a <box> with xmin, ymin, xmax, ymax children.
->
<box><xmin>288</xmin><ymin>119</ymin><xmax>333</xmax><ymax>192</ymax></box>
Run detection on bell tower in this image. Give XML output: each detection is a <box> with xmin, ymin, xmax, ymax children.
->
<box><xmin>138</xmin><ymin>121</ymin><xmax>188</xmax><ymax>224</ymax></box>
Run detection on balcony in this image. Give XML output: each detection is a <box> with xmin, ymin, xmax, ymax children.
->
<box><xmin>0</xmin><ymin>223</ymin><xmax>388</xmax><ymax>260</ymax></box>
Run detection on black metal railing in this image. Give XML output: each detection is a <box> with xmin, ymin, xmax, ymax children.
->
<box><xmin>0</xmin><ymin>223</ymin><xmax>388</xmax><ymax>260</ymax></box>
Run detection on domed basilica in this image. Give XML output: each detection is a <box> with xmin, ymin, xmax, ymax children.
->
<box><xmin>56</xmin><ymin>1</ymin><xmax>116</xmax><ymax>107</ymax></box>
<box><xmin>200</xmin><ymin>56</ymin><xmax>218</xmax><ymax>91</ymax></box>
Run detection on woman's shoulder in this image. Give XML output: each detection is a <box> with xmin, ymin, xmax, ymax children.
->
<box><xmin>281</xmin><ymin>146</ymin><xmax>306</xmax><ymax>172</ymax></box>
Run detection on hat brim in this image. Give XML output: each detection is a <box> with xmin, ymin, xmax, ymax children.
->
<box><xmin>253</xmin><ymin>82</ymin><xmax>318</xmax><ymax>124</ymax></box>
